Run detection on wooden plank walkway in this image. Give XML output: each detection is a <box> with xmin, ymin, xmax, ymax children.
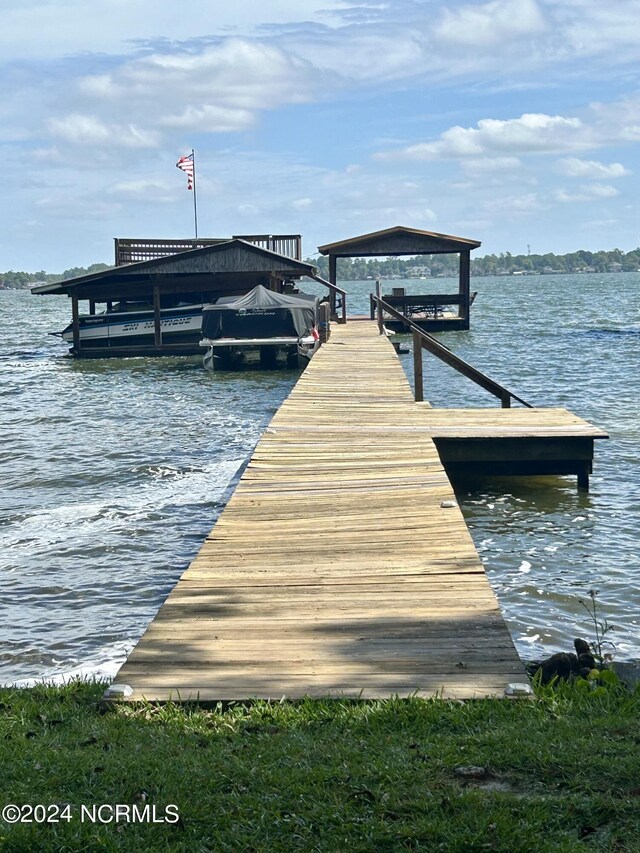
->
<box><xmin>109</xmin><ymin>321</ymin><xmax>527</xmax><ymax>702</ymax></box>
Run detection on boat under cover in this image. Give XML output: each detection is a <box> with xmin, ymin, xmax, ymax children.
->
<box><xmin>200</xmin><ymin>285</ymin><xmax>320</xmax><ymax>370</ymax></box>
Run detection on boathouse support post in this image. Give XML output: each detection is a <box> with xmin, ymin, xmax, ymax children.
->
<box><xmin>153</xmin><ymin>285</ymin><xmax>162</xmax><ymax>347</ymax></box>
<box><xmin>413</xmin><ymin>332</ymin><xmax>424</xmax><ymax>402</ymax></box>
<box><xmin>459</xmin><ymin>250</ymin><xmax>471</xmax><ymax>330</ymax></box>
<box><xmin>319</xmin><ymin>302</ymin><xmax>331</xmax><ymax>343</ymax></box>
<box><xmin>71</xmin><ymin>295</ymin><xmax>80</xmax><ymax>354</ymax></box>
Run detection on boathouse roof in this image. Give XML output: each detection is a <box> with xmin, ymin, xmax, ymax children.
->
<box><xmin>32</xmin><ymin>239</ymin><xmax>316</xmax><ymax>300</ymax></box>
<box><xmin>317</xmin><ymin>226</ymin><xmax>481</xmax><ymax>257</ymax></box>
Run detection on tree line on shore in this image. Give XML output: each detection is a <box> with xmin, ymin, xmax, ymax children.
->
<box><xmin>2</xmin><ymin>247</ymin><xmax>640</xmax><ymax>289</ymax></box>
<box><xmin>0</xmin><ymin>264</ymin><xmax>110</xmax><ymax>290</ymax></box>
<box><xmin>307</xmin><ymin>247</ymin><xmax>640</xmax><ymax>280</ymax></box>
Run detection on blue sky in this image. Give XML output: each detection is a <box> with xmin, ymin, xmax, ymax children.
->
<box><xmin>2</xmin><ymin>0</ymin><xmax>640</xmax><ymax>270</ymax></box>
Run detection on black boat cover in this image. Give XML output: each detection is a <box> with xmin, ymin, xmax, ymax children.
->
<box><xmin>202</xmin><ymin>285</ymin><xmax>319</xmax><ymax>340</ymax></box>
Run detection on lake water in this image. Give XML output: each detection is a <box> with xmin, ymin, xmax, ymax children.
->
<box><xmin>1</xmin><ymin>274</ymin><xmax>638</xmax><ymax>684</ymax></box>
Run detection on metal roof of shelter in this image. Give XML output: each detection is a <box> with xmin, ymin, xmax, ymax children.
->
<box><xmin>318</xmin><ymin>226</ymin><xmax>481</xmax><ymax>257</ymax></box>
<box><xmin>32</xmin><ymin>239</ymin><xmax>315</xmax><ymax>297</ymax></box>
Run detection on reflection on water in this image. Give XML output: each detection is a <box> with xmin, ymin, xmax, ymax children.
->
<box><xmin>1</xmin><ymin>275</ymin><xmax>639</xmax><ymax>682</ymax></box>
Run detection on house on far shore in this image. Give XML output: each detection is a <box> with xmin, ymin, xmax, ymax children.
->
<box><xmin>407</xmin><ymin>265</ymin><xmax>432</xmax><ymax>278</ymax></box>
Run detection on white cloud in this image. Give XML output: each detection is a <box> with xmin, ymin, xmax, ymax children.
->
<box><xmin>34</xmin><ymin>194</ymin><xmax>122</xmax><ymax>220</ymax></box>
<box><xmin>555</xmin><ymin>183</ymin><xmax>620</xmax><ymax>202</ymax></box>
<box><xmin>558</xmin><ymin>157</ymin><xmax>630</xmax><ymax>178</ymax></box>
<box><xmin>483</xmin><ymin>192</ymin><xmax>546</xmax><ymax>215</ymax></box>
<box><xmin>47</xmin><ymin>114</ymin><xmax>160</xmax><ymax>148</ymax></box>
<box><xmin>434</xmin><ymin>0</ymin><xmax>546</xmax><ymax>46</ymax></box>
<box><xmin>80</xmin><ymin>40</ymin><xmax>313</xmax><ymax>109</ymax></box>
<box><xmin>108</xmin><ymin>180</ymin><xmax>177</xmax><ymax>204</ymax></box>
<box><xmin>559</xmin><ymin>1</ymin><xmax>640</xmax><ymax>65</ymax></box>
<box><xmin>70</xmin><ymin>40</ymin><xmax>317</xmax><ymax>141</ymax></box>
<box><xmin>588</xmin><ymin>95</ymin><xmax>640</xmax><ymax>144</ymax></box>
<box><xmin>160</xmin><ymin>105</ymin><xmax>255</xmax><ymax>133</ymax></box>
<box><xmin>289</xmin><ymin>30</ymin><xmax>425</xmax><ymax>83</ymax></box>
<box><xmin>0</xmin><ymin>0</ymin><xmax>345</xmax><ymax>60</ymax></box>
<box><xmin>460</xmin><ymin>156</ymin><xmax>523</xmax><ymax>172</ymax></box>
<box><xmin>380</xmin><ymin>114</ymin><xmax>589</xmax><ymax>161</ymax></box>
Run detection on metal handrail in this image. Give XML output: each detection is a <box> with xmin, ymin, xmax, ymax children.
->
<box><xmin>373</xmin><ymin>293</ymin><xmax>532</xmax><ymax>408</ymax></box>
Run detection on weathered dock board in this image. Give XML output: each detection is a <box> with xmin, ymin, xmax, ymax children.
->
<box><xmin>110</xmin><ymin>322</ymin><xmax>528</xmax><ymax>702</ymax></box>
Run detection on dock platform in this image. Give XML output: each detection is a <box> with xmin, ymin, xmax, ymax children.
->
<box><xmin>420</xmin><ymin>406</ymin><xmax>608</xmax><ymax>485</ymax></box>
<box><xmin>110</xmin><ymin>322</ymin><xmax>535</xmax><ymax>702</ymax></box>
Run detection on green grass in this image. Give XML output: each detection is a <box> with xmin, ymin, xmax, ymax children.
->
<box><xmin>0</xmin><ymin>680</ymin><xmax>639</xmax><ymax>851</ymax></box>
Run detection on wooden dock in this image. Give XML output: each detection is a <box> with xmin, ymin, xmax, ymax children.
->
<box><xmin>109</xmin><ymin>322</ymin><xmax>532</xmax><ymax>702</ymax></box>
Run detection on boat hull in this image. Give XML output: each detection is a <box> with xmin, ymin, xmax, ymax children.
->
<box><xmin>59</xmin><ymin>305</ymin><xmax>203</xmax><ymax>349</ymax></box>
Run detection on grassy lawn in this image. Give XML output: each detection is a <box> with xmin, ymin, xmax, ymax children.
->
<box><xmin>0</xmin><ymin>679</ymin><xmax>638</xmax><ymax>852</ymax></box>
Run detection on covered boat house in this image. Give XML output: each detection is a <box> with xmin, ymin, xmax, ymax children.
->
<box><xmin>317</xmin><ymin>226</ymin><xmax>481</xmax><ymax>331</ymax></box>
<box><xmin>33</xmin><ymin>235</ymin><xmax>342</xmax><ymax>358</ymax></box>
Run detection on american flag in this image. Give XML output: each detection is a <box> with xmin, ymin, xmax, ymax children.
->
<box><xmin>176</xmin><ymin>153</ymin><xmax>194</xmax><ymax>190</ymax></box>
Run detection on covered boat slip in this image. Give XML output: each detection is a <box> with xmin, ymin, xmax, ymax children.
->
<box><xmin>109</xmin><ymin>322</ymin><xmax>529</xmax><ymax>703</ymax></box>
<box><xmin>32</xmin><ymin>236</ymin><xmax>345</xmax><ymax>358</ymax></box>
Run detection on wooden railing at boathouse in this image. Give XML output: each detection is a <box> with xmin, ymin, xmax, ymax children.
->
<box><xmin>114</xmin><ymin>235</ymin><xmax>304</xmax><ymax>266</ymax></box>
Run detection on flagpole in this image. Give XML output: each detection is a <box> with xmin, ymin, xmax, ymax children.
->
<box><xmin>191</xmin><ymin>148</ymin><xmax>198</xmax><ymax>240</ymax></box>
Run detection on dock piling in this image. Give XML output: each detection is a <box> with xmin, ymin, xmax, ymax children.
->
<box><xmin>412</xmin><ymin>331</ymin><xmax>424</xmax><ymax>402</ymax></box>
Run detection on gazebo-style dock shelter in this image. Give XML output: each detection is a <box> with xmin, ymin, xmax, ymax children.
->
<box><xmin>33</xmin><ymin>235</ymin><xmax>341</xmax><ymax>359</ymax></box>
<box><xmin>318</xmin><ymin>226</ymin><xmax>481</xmax><ymax>331</ymax></box>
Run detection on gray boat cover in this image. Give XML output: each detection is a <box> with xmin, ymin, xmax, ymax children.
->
<box><xmin>202</xmin><ymin>285</ymin><xmax>319</xmax><ymax>340</ymax></box>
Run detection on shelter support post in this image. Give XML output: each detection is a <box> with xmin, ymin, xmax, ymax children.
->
<box><xmin>413</xmin><ymin>331</ymin><xmax>424</xmax><ymax>402</ymax></box>
<box><xmin>71</xmin><ymin>295</ymin><xmax>80</xmax><ymax>354</ymax></box>
<box><xmin>459</xmin><ymin>250</ymin><xmax>471</xmax><ymax>330</ymax></box>
<box><xmin>153</xmin><ymin>286</ymin><xmax>162</xmax><ymax>347</ymax></box>
<box><xmin>329</xmin><ymin>255</ymin><xmax>337</xmax><ymax>318</ymax></box>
